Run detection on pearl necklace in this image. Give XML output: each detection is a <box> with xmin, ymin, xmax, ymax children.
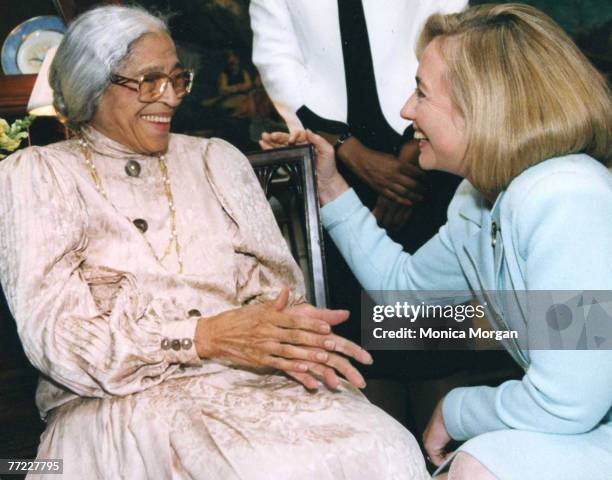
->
<box><xmin>78</xmin><ymin>138</ymin><xmax>184</xmax><ymax>273</ymax></box>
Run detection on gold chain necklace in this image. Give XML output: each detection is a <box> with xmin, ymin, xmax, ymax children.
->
<box><xmin>78</xmin><ymin>138</ymin><xmax>184</xmax><ymax>273</ymax></box>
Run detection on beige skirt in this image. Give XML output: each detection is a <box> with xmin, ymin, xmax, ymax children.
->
<box><xmin>32</xmin><ymin>368</ymin><xmax>428</xmax><ymax>480</ymax></box>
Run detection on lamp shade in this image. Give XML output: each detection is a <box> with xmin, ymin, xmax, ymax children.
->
<box><xmin>27</xmin><ymin>46</ymin><xmax>58</xmax><ymax>117</ymax></box>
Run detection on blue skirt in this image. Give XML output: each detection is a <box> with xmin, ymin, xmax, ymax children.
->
<box><xmin>434</xmin><ymin>423</ymin><xmax>612</xmax><ymax>479</ymax></box>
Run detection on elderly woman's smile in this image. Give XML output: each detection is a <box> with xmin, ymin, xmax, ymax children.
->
<box><xmin>91</xmin><ymin>32</ymin><xmax>182</xmax><ymax>155</ymax></box>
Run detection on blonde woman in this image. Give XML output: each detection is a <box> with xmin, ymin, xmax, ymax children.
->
<box><xmin>263</xmin><ymin>4</ymin><xmax>612</xmax><ymax>479</ymax></box>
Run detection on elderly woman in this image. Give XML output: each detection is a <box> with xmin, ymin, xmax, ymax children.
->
<box><xmin>264</xmin><ymin>3</ymin><xmax>612</xmax><ymax>480</ymax></box>
<box><xmin>0</xmin><ymin>6</ymin><xmax>430</xmax><ymax>480</ymax></box>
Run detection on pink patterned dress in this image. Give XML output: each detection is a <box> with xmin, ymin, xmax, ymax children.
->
<box><xmin>0</xmin><ymin>127</ymin><xmax>428</xmax><ymax>479</ymax></box>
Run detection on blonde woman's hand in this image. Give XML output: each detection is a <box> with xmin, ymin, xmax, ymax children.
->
<box><xmin>423</xmin><ymin>398</ymin><xmax>453</xmax><ymax>467</ymax></box>
<box><xmin>260</xmin><ymin>130</ymin><xmax>349</xmax><ymax>205</ymax></box>
<box><xmin>195</xmin><ymin>288</ymin><xmax>372</xmax><ymax>390</ymax></box>
<box><xmin>302</xmin><ymin>129</ymin><xmax>350</xmax><ymax>205</ymax></box>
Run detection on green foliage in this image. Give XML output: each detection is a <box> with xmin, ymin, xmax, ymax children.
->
<box><xmin>0</xmin><ymin>115</ymin><xmax>34</xmax><ymax>159</ymax></box>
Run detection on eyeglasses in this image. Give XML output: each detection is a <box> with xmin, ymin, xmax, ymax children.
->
<box><xmin>109</xmin><ymin>69</ymin><xmax>194</xmax><ymax>102</ymax></box>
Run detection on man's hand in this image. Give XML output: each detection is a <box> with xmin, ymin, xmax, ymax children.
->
<box><xmin>423</xmin><ymin>398</ymin><xmax>453</xmax><ymax>467</ymax></box>
<box><xmin>372</xmin><ymin>195</ymin><xmax>412</xmax><ymax>232</ymax></box>
<box><xmin>397</xmin><ymin>139</ymin><xmax>424</xmax><ymax>178</ymax></box>
<box><xmin>337</xmin><ymin>136</ymin><xmax>425</xmax><ymax>205</ymax></box>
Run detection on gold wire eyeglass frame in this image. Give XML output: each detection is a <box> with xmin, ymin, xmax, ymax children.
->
<box><xmin>109</xmin><ymin>69</ymin><xmax>195</xmax><ymax>102</ymax></box>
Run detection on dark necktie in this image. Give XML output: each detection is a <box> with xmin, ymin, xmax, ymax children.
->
<box><xmin>337</xmin><ymin>0</ymin><xmax>401</xmax><ymax>153</ymax></box>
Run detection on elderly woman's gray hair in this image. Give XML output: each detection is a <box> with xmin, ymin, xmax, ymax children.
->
<box><xmin>49</xmin><ymin>5</ymin><xmax>168</xmax><ymax>129</ymax></box>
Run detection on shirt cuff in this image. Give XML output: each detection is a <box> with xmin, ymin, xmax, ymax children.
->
<box><xmin>320</xmin><ymin>188</ymin><xmax>364</xmax><ymax>229</ymax></box>
<box><xmin>442</xmin><ymin>387</ymin><xmax>470</xmax><ymax>441</ymax></box>
<box><xmin>160</xmin><ymin>318</ymin><xmax>202</xmax><ymax>366</ymax></box>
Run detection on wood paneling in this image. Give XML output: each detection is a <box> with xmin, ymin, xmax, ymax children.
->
<box><xmin>0</xmin><ymin>75</ymin><xmax>36</xmax><ymax>116</ymax></box>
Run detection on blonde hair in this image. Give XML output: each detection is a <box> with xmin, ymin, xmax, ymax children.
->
<box><xmin>417</xmin><ymin>4</ymin><xmax>612</xmax><ymax>195</ymax></box>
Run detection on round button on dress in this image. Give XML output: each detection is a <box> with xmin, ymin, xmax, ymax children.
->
<box><xmin>125</xmin><ymin>160</ymin><xmax>141</xmax><ymax>177</ymax></box>
<box><xmin>133</xmin><ymin>218</ymin><xmax>148</xmax><ymax>233</ymax></box>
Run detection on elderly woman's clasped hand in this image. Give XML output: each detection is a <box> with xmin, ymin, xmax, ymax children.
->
<box><xmin>195</xmin><ymin>287</ymin><xmax>372</xmax><ymax>390</ymax></box>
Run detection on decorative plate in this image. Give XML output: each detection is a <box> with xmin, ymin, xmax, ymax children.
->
<box><xmin>1</xmin><ymin>16</ymin><xmax>66</xmax><ymax>75</ymax></box>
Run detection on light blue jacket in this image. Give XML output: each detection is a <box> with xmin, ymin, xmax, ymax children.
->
<box><xmin>321</xmin><ymin>154</ymin><xmax>612</xmax><ymax>443</ymax></box>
